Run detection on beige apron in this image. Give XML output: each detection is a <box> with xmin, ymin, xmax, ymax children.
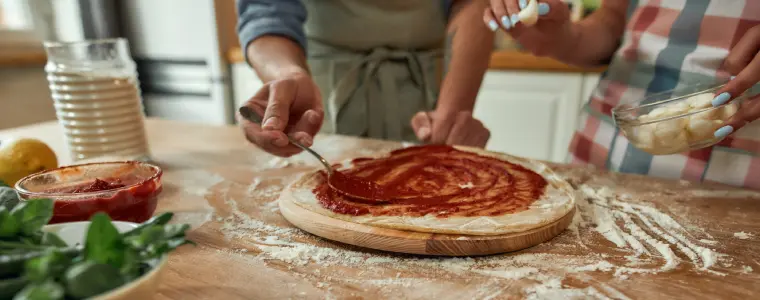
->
<box><xmin>302</xmin><ymin>0</ymin><xmax>447</xmax><ymax>142</ymax></box>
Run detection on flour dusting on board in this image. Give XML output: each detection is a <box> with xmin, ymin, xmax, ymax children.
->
<box><xmin>734</xmin><ymin>232</ymin><xmax>753</xmax><ymax>240</ymax></box>
<box><xmin>207</xmin><ymin>168</ymin><xmax>755</xmax><ymax>299</ymax></box>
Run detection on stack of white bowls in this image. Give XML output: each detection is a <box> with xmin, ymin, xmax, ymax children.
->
<box><xmin>47</xmin><ymin>71</ymin><xmax>150</xmax><ymax>161</ymax></box>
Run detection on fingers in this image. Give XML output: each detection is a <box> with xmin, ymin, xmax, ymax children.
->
<box><xmin>717</xmin><ymin>94</ymin><xmax>760</xmax><ymax>137</ymax></box>
<box><xmin>411</xmin><ymin>111</ymin><xmax>433</xmax><ymax>142</ymax></box>
<box><xmin>483</xmin><ymin>8</ymin><xmax>499</xmax><ymax>31</ymax></box>
<box><xmin>504</xmin><ymin>0</ymin><xmax>522</xmax><ymax>30</ymax></box>
<box><xmin>489</xmin><ymin>1</ymin><xmax>511</xmax><ymax>30</ymax></box>
<box><xmin>239</xmin><ymin>112</ymin><xmax>300</xmax><ymax>157</ymax></box>
<box><xmin>446</xmin><ymin>112</ymin><xmax>491</xmax><ymax>148</ymax></box>
<box><xmin>723</xmin><ymin>25</ymin><xmax>760</xmax><ymax>75</ymax></box>
<box><xmin>262</xmin><ymin>79</ymin><xmax>297</xmax><ymax>131</ymax></box>
<box><xmin>713</xmin><ymin>53</ymin><xmax>760</xmax><ymax>107</ymax></box>
<box><xmin>539</xmin><ymin>0</ymin><xmax>570</xmax><ymax>22</ymax></box>
<box><xmin>288</xmin><ymin>109</ymin><xmax>324</xmax><ymax>147</ymax></box>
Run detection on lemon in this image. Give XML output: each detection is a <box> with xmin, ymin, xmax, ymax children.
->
<box><xmin>0</xmin><ymin>138</ymin><xmax>58</xmax><ymax>187</ymax></box>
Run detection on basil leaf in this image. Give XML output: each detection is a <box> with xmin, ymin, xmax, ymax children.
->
<box><xmin>12</xmin><ymin>279</ymin><xmax>64</xmax><ymax>300</ymax></box>
<box><xmin>24</xmin><ymin>249</ymin><xmax>72</xmax><ymax>283</ymax></box>
<box><xmin>63</xmin><ymin>261</ymin><xmax>125</xmax><ymax>299</ymax></box>
<box><xmin>40</xmin><ymin>233</ymin><xmax>67</xmax><ymax>248</ymax></box>
<box><xmin>118</xmin><ymin>248</ymin><xmax>143</xmax><ymax>281</ymax></box>
<box><xmin>0</xmin><ymin>207</ymin><xmax>20</xmax><ymax>238</ymax></box>
<box><xmin>10</xmin><ymin>199</ymin><xmax>53</xmax><ymax>236</ymax></box>
<box><xmin>122</xmin><ymin>212</ymin><xmax>173</xmax><ymax>237</ymax></box>
<box><xmin>0</xmin><ymin>187</ymin><xmax>20</xmax><ymax>211</ymax></box>
<box><xmin>164</xmin><ymin>224</ymin><xmax>190</xmax><ymax>239</ymax></box>
<box><xmin>0</xmin><ymin>248</ymin><xmax>79</xmax><ymax>279</ymax></box>
<box><xmin>0</xmin><ymin>277</ymin><xmax>28</xmax><ymax>300</ymax></box>
<box><xmin>124</xmin><ymin>226</ymin><xmax>163</xmax><ymax>249</ymax></box>
<box><xmin>84</xmin><ymin>213</ymin><xmax>125</xmax><ymax>268</ymax></box>
<box><xmin>0</xmin><ymin>180</ymin><xmax>8</xmax><ymax>188</ymax></box>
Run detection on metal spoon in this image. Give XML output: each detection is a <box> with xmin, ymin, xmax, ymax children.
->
<box><xmin>238</xmin><ymin>106</ymin><xmax>388</xmax><ymax>202</ymax></box>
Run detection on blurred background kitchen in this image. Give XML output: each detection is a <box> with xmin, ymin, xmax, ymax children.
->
<box><xmin>0</xmin><ymin>0</ymin><xmax>602</xmax><ymax>163</ymax></box>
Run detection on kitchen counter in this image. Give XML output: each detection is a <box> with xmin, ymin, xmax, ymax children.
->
<box><xmin>227</xmin><ymin>48</ymin><xmax>606</xmax><ymax>73</ymax></box>
<box><xmin>2</xmin><ymin>119</ymin><xmax>758</xmax><ymax>299</ymax></box>
<box><xmin>0</xmin><ymin>49</ymin><xmax>47</xmax><ymax>67</ymax></box>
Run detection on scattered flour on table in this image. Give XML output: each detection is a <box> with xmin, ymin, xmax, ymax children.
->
<box><xmin>212</xmin><ymin>181</ymin><xmax>754</xmax><ymax>299</ymax></box>
<box><xmin>734</xmin><ymin>232</ymin><xmax>753</xmax><ymax>240</ymax></box>
<box><xmin>163</xmin><ymin>169</ymin><xmax>225</xmax><ymax>228</ymax></box>
<box><xmin>166</xmin><ymin>169</ymin><xmax>225</xmax><ymax>197</ymax></box>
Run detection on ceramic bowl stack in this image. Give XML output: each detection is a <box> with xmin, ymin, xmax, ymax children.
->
<box><xmin>48</xmin><ymin>72</ymin><xmax>150</xmax><ymax>161</ymax></box>
<box><xmin>44</xmin><ymin>39</ymin><xmax>151</xmax><ymax>162</ymax></box>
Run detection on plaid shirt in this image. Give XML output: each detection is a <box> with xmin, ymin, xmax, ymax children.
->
<box><xmin>567</xmin><ymin>0</ymin><xmax>760</xmax><ymax>190</ymax></box>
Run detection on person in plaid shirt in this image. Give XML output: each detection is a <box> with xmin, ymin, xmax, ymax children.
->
<box><xmin>483</xmin><ymin>0</ymin><xmax>760</xmax><ymax>190</ymax></box>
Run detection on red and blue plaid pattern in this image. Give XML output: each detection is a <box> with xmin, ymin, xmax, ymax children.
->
<box><xmin>567</xmin><ymin>0</ymin><xmax>760</xmax><ymax>190</ymax></box>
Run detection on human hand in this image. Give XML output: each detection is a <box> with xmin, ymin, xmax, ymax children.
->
<box><xmin>238</xmin><ymin>71</ymin><xmax>324</xmax><ymax>157</ymax></box>
<box><xmin>483</xmin><ymin>0</ymin><xmax>573</xmax><ymax>57</ymax></box>
<box><xmin>410</xmin><ymin>111</ymin><xmax>491</xmax><ymax>148</ymax></box>
<box><xmin>710</xmin><ymin>25</ymin><xmax>760</xmax><ymax>139</ymax></box>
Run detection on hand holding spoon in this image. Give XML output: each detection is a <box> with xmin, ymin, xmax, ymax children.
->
<box><xmin>238</xmin><ymin>106</ymin><xmax>389</xmax><ymax>202</ymax></box>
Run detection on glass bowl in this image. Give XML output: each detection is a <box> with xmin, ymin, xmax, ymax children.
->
<box><xmin>15</xmin><ymin>161</ymin><xmax>163</xmax><ymax>224</ymax></box>
<box><xmin>612</xmin><ymin>82</ymin><xmax>746</xmax><ymax>155</ymax></box>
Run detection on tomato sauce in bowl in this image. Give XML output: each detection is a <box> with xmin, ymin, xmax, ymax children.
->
<box><xmin>15</xmin><ymin>161</ymin><xmax>163</xmax><ymax>224</ymax></box>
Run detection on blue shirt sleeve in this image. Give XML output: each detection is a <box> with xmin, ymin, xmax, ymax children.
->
<box><xmin>236</xmin><ymin>0</ymin><xmax>307</xmax><ymax>62</ymax></box>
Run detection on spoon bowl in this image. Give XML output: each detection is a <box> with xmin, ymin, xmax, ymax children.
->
<box><xmin>237</xmin><ymin>106</ymin><xmax>388</xmax><ymax>202</ymax></box>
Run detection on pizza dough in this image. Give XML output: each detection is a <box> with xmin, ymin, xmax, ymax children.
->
<box><xmin>280</xmin><ymin>145</ymin><xmax>577</xmax><ymax>236</ymax></box>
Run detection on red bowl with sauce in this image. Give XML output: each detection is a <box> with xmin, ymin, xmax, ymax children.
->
<box><xmin>15</xmin><ymin>161</ymin><xmax>162</xmax><ymax>224</ymax></box>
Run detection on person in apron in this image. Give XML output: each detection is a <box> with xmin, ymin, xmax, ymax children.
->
<box><xmin>484</xmin><ymin>0</ymin><xmax>760</xmax><ymax>190</ymax></box>
<box><xmin>236</xmin><ymin>0</ymin><xmax>495</xmax><ymax>157</ymax></box>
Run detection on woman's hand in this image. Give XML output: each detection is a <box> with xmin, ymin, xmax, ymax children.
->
<box><xmin>238</xmin><ymin>71</ymin><xmax>324</xmax><ymax>157</ymax></box>
<box><xmin>483</xmin><ymin>0</ymin><xmax>574</xmax><ymax>57</ymax></box>
<box><xmin>711</xmin><ymin>25</ymin><xmax>760</xmax><ymax>138</ymax></box>
<box><xmin>411</xmin><ymin>111</ymin><xmax>491</xmax><ymax>148</ymax></box>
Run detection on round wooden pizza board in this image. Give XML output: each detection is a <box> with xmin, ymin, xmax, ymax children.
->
<box><xmin>278</xmin><ymin>196</ymin><xmax>576</xmax><ymax>256</ymax></box>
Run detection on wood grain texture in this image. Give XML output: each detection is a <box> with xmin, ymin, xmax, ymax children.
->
<box><xmin>0</xmin><ymin>50</ymin><xmax>46</xmax><ymax>67</ymax></box>
<box><xmin>279</xmin><ymin>196</ymin><xmax>575</xmax><ymax>256</ymax></box>
<box><xmin>2</xmin><ymin>119</ymin><xmax>760</xmax><ymax>300</ymax></box>
<box><xmin>226</xmin><ymin>47</ymin><xmax>607</xmax><ymax>73</ymax></box>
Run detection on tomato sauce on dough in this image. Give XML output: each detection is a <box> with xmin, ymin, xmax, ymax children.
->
<box><xmin>314</xmin><ymin>145</ymin><xmax>548</xmax><ymax>218</ymax></box>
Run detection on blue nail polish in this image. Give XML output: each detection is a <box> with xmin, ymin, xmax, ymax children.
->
<box><xmin>711</xmin><ymin>92</ymin><xmax>731</xmax><ymax>107</ymax></box>
<box><xmin>714</xmin><ymin>125</ymin><xmax>734</xmax><ymax>138</ymax></box>
<box><xmin>511</xmin><ymin>14</ymin><xmax>520</xmax><ymax>26</ymax></box>
<box><xmin>519</xmin><ymin>0</ymin><xmax>527</xmax><ymax>9</ymax></box>
<box><xmin>500</xmin><ymin>15</ymin><xmax>511</xmax><ymax>29</ymax></box>
<box><xmin>538</xmin><ymin>3</ymin><xmax>550</xmax><ymax>15</ymax></box>
<box><xmin>488</xmin><ymin>19</ymin><xmax>499</xmax><ymax>31</ymax></box>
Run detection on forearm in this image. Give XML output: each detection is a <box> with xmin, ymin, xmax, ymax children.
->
<box><xmin>246</xmin><ymin>36</ymin><xmax>309</xmax><ymax>83</ymax></box>
<box><xmin>552</xmin><ymin>0</ymin><xmax>629</xmax><ymax>67</ymax></box>
<box><xmin>437</xmin><ymin>0</ymin><xmax>494</xmax><ymax>114</ymax></box>
<box><xmin>236</xmin><ymin>0</ymin><xmax>309</xmax><ymax>82</ymax></box>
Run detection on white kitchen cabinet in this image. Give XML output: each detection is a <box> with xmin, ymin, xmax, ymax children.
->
<box><xmin>581</xmin><ymin>73</ymin><xmax>601</xmax><ymax>108</ymax></box>
<box><xmin>473</xmin><ymin>71</ymin><xmax>585</xmax><ymax>163</ymax></box>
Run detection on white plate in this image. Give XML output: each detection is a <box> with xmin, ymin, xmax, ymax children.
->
<box><xmin>43</xmin><ymin>221</ymin><xmax>139</xmax><ymax>247</ymax></box>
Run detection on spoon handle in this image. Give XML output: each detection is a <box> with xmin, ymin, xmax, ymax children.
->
<box><xmin>238</xmin><ymin>106</ymin><xmax>333</xmax><ymax>174</ymax></box>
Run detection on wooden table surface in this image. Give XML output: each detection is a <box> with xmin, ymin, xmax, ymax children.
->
<box><xmin>2</xmin><ymin>119</ymin><xmax>759</xmax><ymax>300</ymax></box>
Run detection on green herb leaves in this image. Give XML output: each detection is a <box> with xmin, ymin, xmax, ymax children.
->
<box><xmin>0</xmin><ymin>187</ymin><xmax>190</xmax><ymax>300</ymax></box>
<box><xmin>0</xmin><ymin>186</ymin><xmax>20</xmax><ymax>211</ymax></box>
<box><xmin>64</xmin><ymin>261</ymin><xmax>125</xmax><ymax>299</ymax></box>
<box><xmin>11</xmin><ymin>199</ymin><xmax>54</xmax><ymax>236</ymax></box>
<box><xmin>84</xmin><ymin>213</ymin><xmax>126</xmax><ymax>268</ymax></box>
